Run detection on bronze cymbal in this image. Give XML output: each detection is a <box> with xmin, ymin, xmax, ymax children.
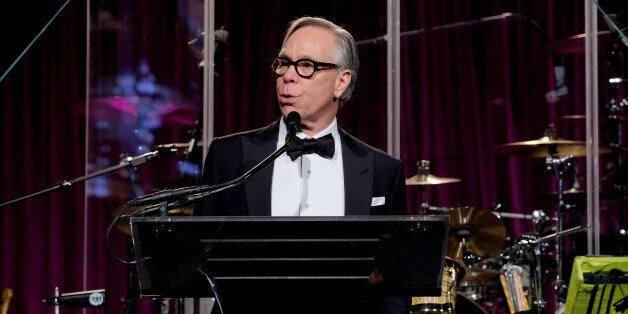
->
<box><xmin>111</xmin><ymin>203</ymin><xmax>194</xmax><ymax>235</ymax></box>
<box><xmin>444</xmin><ymin>207</ymin><xmax>506</xmax><ymax>260</ymax></box>
<box><xmin>405</xmin><ymin>174</ymin><xmax>461</xmax><ymax>186</ymax></box>
<box><xmin>560</xmin><ymin>115</ymin><xmax>586</xmax><ymax>120</ymax></box>
<box><xmin>560</xmin><ymin>114</ymin><xmax>628</xmax><ymax>122</ymax></box>
<box><xmin>536</xmin><ymin>187</ymin><xmax>624</xmax><ymax>202</ymax></box>
<box><xmin>489</xmin><ymin>136</ymin><xmax>616</xmax><ymax>158</ymax></box>
<box><xmin>546</xmin><ymin>30</ymin><xmax>617</xmax><ymax>54</ymax></box>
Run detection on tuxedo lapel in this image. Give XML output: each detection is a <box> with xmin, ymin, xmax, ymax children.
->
<box><xmin>340</xmin><ymin>130</ymin><xmax>373</xmax><ymax>215</ymax></box>
<box><xmin>243</xmin><ymin>121</ymin><xmax>280</xmax><ymax>216</ymax></box>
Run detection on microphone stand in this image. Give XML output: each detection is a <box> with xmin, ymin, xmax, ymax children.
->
<box><xmin>131</xmin><ymin>142</ymin><xmax>292</xmax><ymax>215</ymax></box>
<box><xmin>0</xmin><ymin>147</ymin><xmax>176</xmax><ymax>208</ymax></box>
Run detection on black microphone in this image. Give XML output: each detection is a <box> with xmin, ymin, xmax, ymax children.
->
<box><xmin>124</xmin><ymin>146</ymin><xmax>177</xmax><ymax>167</ymax></box>
<box><xmin>285</xmin><ymin>111</ymin><xmax>301</xmax><ymax>139</ymax></box>
<box><xmin>43</xmin><ymin>289</ymin><xmax>106</xmax><ymax>308</ymax></box>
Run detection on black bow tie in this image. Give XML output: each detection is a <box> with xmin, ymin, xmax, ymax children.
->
<box><xmin>286</xmin><ymin>133</ymin><xmax>335</xmax><ymax>161</ymax></box>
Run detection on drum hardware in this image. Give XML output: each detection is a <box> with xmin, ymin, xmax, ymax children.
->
<box><xmin>544</xmin><ymin>154</ymin><xmax>576</xmax><ymax>305</ymax></box>
<box><xmin>406</xmin><ymin>160</ymin><xmax>460</xmax><ymax>215</ymax></box>
<box><xmin>491</xmin><ymin>202</ymin><xmax>552</xmax><ymax>226</ymax></box>
<box><xmin>505</xmin><ymin>225</ymin><xmax>590</xmax><ymax>313</ymax></box>
<box><xmin>492</xmin><ymin>211</ymin><xmax>534</xmax><ymax>220</ymax></box>
<box><xmin>544</xmin><ymin>159</ymin><xmax>596</xmax><ymax>304</ymax></box>
<box><xmin>537</xmin><ymin>225</ymin><xmax>590</xmax><ymax>243</ymax></box>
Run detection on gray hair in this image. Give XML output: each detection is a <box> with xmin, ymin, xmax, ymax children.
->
<box><xmin>282</xmin><ymin>16</ymin><xmax>359</xmax><ymax>106</ymax></box>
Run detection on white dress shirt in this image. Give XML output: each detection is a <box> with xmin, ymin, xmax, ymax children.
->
<box><xmin>271</xmin><ymin>118</ymin><xmax>345</xmax><ymax>216</ymax></box>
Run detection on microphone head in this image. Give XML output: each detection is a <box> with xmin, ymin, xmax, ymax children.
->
<box><xmin>285</xmin><ymin>111</ymin><xmax>301</xmax><ymax>134</ymax></box>
<box><xmin>155</xmin><ymin>146</ymin><xmax>178</xmax><ymax>159</ymax></box>
<box><xmin>286</xmin><ymin>111</ymin><xmax>301</xmax><ymax>125</ymax></box>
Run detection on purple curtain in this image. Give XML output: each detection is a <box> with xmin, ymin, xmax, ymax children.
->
<box><xmin>1</xmin><ymin>0</ymin><xmax>626</xmax><ymax>313</ymax></box>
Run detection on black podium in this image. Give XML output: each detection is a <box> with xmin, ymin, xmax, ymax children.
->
<box><xmin>130</xmin><ymin>216</ymin><xmax>449</xmax><ymax>299</ymax></box>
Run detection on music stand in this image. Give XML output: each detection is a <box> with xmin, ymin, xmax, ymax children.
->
<box><xmin>130</xmin><ymin>216</ymin><xmax>449</xmax><ymax>299</ymax></box>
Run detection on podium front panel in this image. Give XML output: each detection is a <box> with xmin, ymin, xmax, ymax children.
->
<box><xmin>130</xmin><ymin>216</ymin><xmax>449</xmax><ymax>298</ymax></box>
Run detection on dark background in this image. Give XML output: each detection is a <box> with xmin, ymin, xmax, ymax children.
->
<box><xmin>1</xmin><ymin>0</ymin><xmax>626</xmax><ymax>313</ymax></box>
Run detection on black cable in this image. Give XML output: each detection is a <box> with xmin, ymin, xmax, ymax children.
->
<box><xmin>105</xmin><ymin>203</ymin><xmax>150</xmax><ymax>265</ymax></box>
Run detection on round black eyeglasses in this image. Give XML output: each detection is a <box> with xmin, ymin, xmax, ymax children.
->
<box><xmin>271</xmin><ymin>57</ymin><xmax>337</xmax><ymax>79</ymax></box>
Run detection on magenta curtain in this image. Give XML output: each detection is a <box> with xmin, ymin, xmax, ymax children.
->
<box><xmin>1</xmin><ymin>0</ymin><xmax>626</xmax><ymax>313</ymax></box>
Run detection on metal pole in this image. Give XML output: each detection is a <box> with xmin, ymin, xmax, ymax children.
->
<box><xmin>386</xmin><ymin>0</ymin><xmax>401</xmax><ymax>158</ymax></box>
<box><xmin>202</xmin><ymin>0</ymin><xmax>216</xmax><ymax>170</ymax></box>
<box><xmin>585</xmin><ymin>0</ymin><xmax>601</xmax><ymax>255</ymax></box>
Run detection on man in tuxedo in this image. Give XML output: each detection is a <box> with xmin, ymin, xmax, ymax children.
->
<box><xmin>195</xmin><ymin>16</ymin><xmax>409</xmax><ymax>314</ymax></box>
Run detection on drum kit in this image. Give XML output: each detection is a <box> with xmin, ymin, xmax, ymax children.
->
<box><xmin>406</xmin><ymin>127</ymin><xmax>624</xmax><ymax>313</ymax></box>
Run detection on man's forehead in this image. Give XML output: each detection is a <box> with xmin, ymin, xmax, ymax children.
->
<box><xmin>281</xmin><ymin>26</ymin><xmax>336</xmax><ymax>60</ymax></box>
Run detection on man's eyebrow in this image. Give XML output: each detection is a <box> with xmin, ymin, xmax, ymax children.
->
<box><xmin>277</xmin><ymin>53</ymin><xmax>316</xmax><ymax>61</ymax></box>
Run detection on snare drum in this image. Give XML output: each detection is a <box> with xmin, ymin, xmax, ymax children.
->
<box><xmin>411</xmin><ymin>258</ymin><xmax>464</xmax><ymax>313</ymax></box>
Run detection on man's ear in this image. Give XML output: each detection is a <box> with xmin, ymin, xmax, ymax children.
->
<box><xmin>334</xmin><ymin>69</ymin><xmax>352</xmax><ymax>99</ymax></box>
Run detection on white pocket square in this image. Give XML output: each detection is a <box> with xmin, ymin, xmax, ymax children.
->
<box><xmin>371</xmin><ymin>197</ymin><xmax>386</xmax><ymax>206</ymax></box>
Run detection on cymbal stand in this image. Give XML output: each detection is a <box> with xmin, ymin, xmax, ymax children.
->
<box><xmin>417</xmin><ymin>160</ymin><xmax>430</xmax><ymax>215</ymax></box>
<box><xmin>545</xmin><ymin>155</ymin><xmax>574</xmax><ymax>305</ymax></box>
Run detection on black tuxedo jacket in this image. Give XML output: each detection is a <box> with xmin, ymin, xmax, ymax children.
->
<box><xmin>194</xmin><ymin>119</ymin><xmax>410</xmax><ymax>313</ymax></box>
<box><xmin>195</xmin><ymin>119</ymin><xmax>407</xmax><ymax>216</ymax></box>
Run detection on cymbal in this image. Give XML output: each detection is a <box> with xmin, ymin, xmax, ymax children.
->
<box><xmin>444</xmin><ymin>207</ymin><xmax>506</xmax><ymax>259</ymax></box>
<box><xmin>88</xmin><ymin>97</ymin><xmax>199</xmax><ymax>126</ymax></box>
<box><xmin>111</xmin><ymin>204</ymin><xmax>194</xmax><ymax>235</ymax></box>
<box><xmin>560</xmin><ymin>115</ymin><xmax>586</xmax><ymax>120</ymax></box>
<box><xmin>536</xmin><ymin>187</ymin><xmax>624</xmax><ymax>202</ymax></box>
<box><xmin>489</xmin><ymin>136</ymin><xmax>616</xmax><ymax>158</ymax></box>
<box><xmin>560</xmin><ymin>114</ymin><xmax>628</xmax><ymax>122</ymax></box>
<box><xmin>546</xmin><ymin>29</ymin><xmax>617</xmax><ymax>54</ymax></box>
<box><xmin>405</xmin><ymin>174</ymin><xmax>461</xmax><ymax>186</ymax></box>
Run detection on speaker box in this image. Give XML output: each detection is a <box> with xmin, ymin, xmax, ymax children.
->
<box><xmin>565</xmin><ymin>256</ymin><xmax>628</xmax><ymax>314</ymax></box>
